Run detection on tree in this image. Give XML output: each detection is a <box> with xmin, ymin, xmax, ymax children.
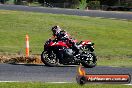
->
<box><xmin>86</xmin><ymin>0</ymin><xmax>100</xmax><ymax>9</ymax></box>
<box><xmin>38</xmin><ymin>0</ymin><xmax>80</xmax><ymax>8</ymax></box>
<box><xmin>99</xmin><ymin>0</ymin><xmax>118</xmax><ymax>6</ymax></box>
<box><xmin>69</xmin><ymin>0</ymin><xmax>80</xmax><ymax>8</ymax></box>
<box><xmin>79</xmin><ymin>0</ymin><xmax>87</xmax><ymax>9</ymax></box>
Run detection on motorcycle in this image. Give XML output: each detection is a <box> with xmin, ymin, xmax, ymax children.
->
<box><xmin>41</xmin><ymin>38</ymin><xmax>97</xmax><ymax>68</ymax></box>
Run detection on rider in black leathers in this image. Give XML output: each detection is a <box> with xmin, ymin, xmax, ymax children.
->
<box><xmin>51</xmin><ymin>25</ymin><xmax>79</xmax><ymax>56</ymax></box>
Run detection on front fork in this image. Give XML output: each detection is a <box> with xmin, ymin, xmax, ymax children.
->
<box><xmin>87</xmin><ymin>43</ymin><xmax>94</xmax><ymax>52</ymax></box>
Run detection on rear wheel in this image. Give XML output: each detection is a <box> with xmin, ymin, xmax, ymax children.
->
<box><xmin>81</xmin><ymin>52</ymin><xmax>97</xmax><ymax>68</ymax></box>
<box><xmin>41</xmin><ymin>51</ymin><xmax>59</xmax><ymax>67</ymax></box>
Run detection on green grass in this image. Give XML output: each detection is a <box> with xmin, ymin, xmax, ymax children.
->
<box><xmin>0</xmin><ymin>83</ymin><xmax>131</xmax><ymax>88</ymax></box>
<box><xmin>98</xmin><ymin>57</ymin><xmax>132</xmax><ymax>67</ymax></box>
<box><xmin>0</xmin><ymin>10</ymin><xmax>132</xmax><ymax>66</ymax></box>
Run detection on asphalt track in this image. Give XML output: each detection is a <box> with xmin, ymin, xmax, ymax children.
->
<box><xmin>0</xmin><ymin>4</ymin><xmax>132</xmax><ymax>20</ymax></box>
<box><xmin>0</xmin><ymin>63</ymin><xmax>132</xmax><ymax>83</ymax></box>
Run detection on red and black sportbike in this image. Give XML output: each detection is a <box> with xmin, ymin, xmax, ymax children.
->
<box><xmin>41</xmin><ymin>38</ymin><xmax>97</xmax><ymax>68</ymax></box>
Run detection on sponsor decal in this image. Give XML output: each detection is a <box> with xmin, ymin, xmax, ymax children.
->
<box><xmin>76</xmin><ymin>65</ymin><xmax>131</xmax><ymax>85</ymax></box>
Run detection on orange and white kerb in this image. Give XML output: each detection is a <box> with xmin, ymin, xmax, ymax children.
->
<box><xmin>26</xmin><ymin>34</ymin><xmax>29</xmax><ymax>57</ymax></box>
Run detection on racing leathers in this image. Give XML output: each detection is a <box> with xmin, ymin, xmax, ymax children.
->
<box><xmin>52</xmin><ymin>30</ymin><xmax>79</xmax><ymax>56</ymax></box>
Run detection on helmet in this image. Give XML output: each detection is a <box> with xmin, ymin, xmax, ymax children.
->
<box><xmin>51</xmin><ymin>25</ymin><xmax>61</xmax><ymax>35</ymax></box>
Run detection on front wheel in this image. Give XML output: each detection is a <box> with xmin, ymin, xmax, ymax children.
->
<box><xmin>41</xmin><ymin>50</ymin><xmax>59</xmax><ymax>67</ymax></box>
<box><xmin>81</xmin><ymin>52</ymin><xmax>97</xmax><ymax>68</ymax></box>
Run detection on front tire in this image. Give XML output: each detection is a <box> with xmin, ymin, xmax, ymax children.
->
<box><xmin>41</xmin><ymin>50</ymin><xmax>59</xmax><ymax>67</ymax></box>
<box><xmin>81</xmin><ymin>52</ymin><xmax>97</xmax><ymax>68</ymax></box>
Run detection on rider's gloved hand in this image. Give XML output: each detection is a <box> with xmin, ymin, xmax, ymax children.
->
<box><xmin>48</xmin><ymin>39</ymin><xmax>52</xmax><ymax>41</ymax></box>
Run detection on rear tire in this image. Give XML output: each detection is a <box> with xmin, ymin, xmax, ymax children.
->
<box><xmin>81</xmin><ymin>52</ymin><xmax>97</xmax><ymax>68</ymax></box>
<box><xmin>41</xmin><ymin>51</ymin><xmax>59</xmax><ymax>67</ymax></box>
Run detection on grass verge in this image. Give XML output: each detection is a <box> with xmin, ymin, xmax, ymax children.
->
<box><xmin>0</xmin><ymin>10</ymin><xmax>132</xmax><ymax>66</ymax></box>
<box><xmin>0</xmin><ymin>82</ymin><xmax>131</xmax><ymax>88</ymax></box>
<box><xmin>98</xmin><ymin>57</ymin><xmax>132</xmax><ymax>67</ymax></box>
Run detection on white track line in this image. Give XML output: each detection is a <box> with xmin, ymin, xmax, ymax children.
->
<box><xmin>124</xmin><ymin>84</ymin><xmax>132</xmax><ymax>86</ymax></box>
<box><xmin>0</xmin><ymin>81</ymin><xmax>132</xmax><ymax>86</ymax></box>
<box><xmin>47</xmin><ymin>82</ymin><xmax>72</xmax><ymax>83</ymax></box>
<box><xmin>0</xmin><ymin>81</ymin><xmax>71</xmax><ymax>83</ymax></box>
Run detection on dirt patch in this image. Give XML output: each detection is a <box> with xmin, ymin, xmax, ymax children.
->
<box><xmin>0</xmin><ymin>55</ymin><xmax>43</xmax><ymax>64</ymax></box>
<box><xmin>0</xmin><ymin>54</ymin><xmax>131</xmax><ymax>64</ymax></box>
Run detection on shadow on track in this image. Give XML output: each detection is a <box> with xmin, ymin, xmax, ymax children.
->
<box><xmin>9</xmin><ymin>63</ymin><xmax>45</xmax><ymax>66</ymax></box>
<box><xmin>9</xmin><ymin>63</ymin><xmax>78</xmax><ymax>67</ymax></box>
